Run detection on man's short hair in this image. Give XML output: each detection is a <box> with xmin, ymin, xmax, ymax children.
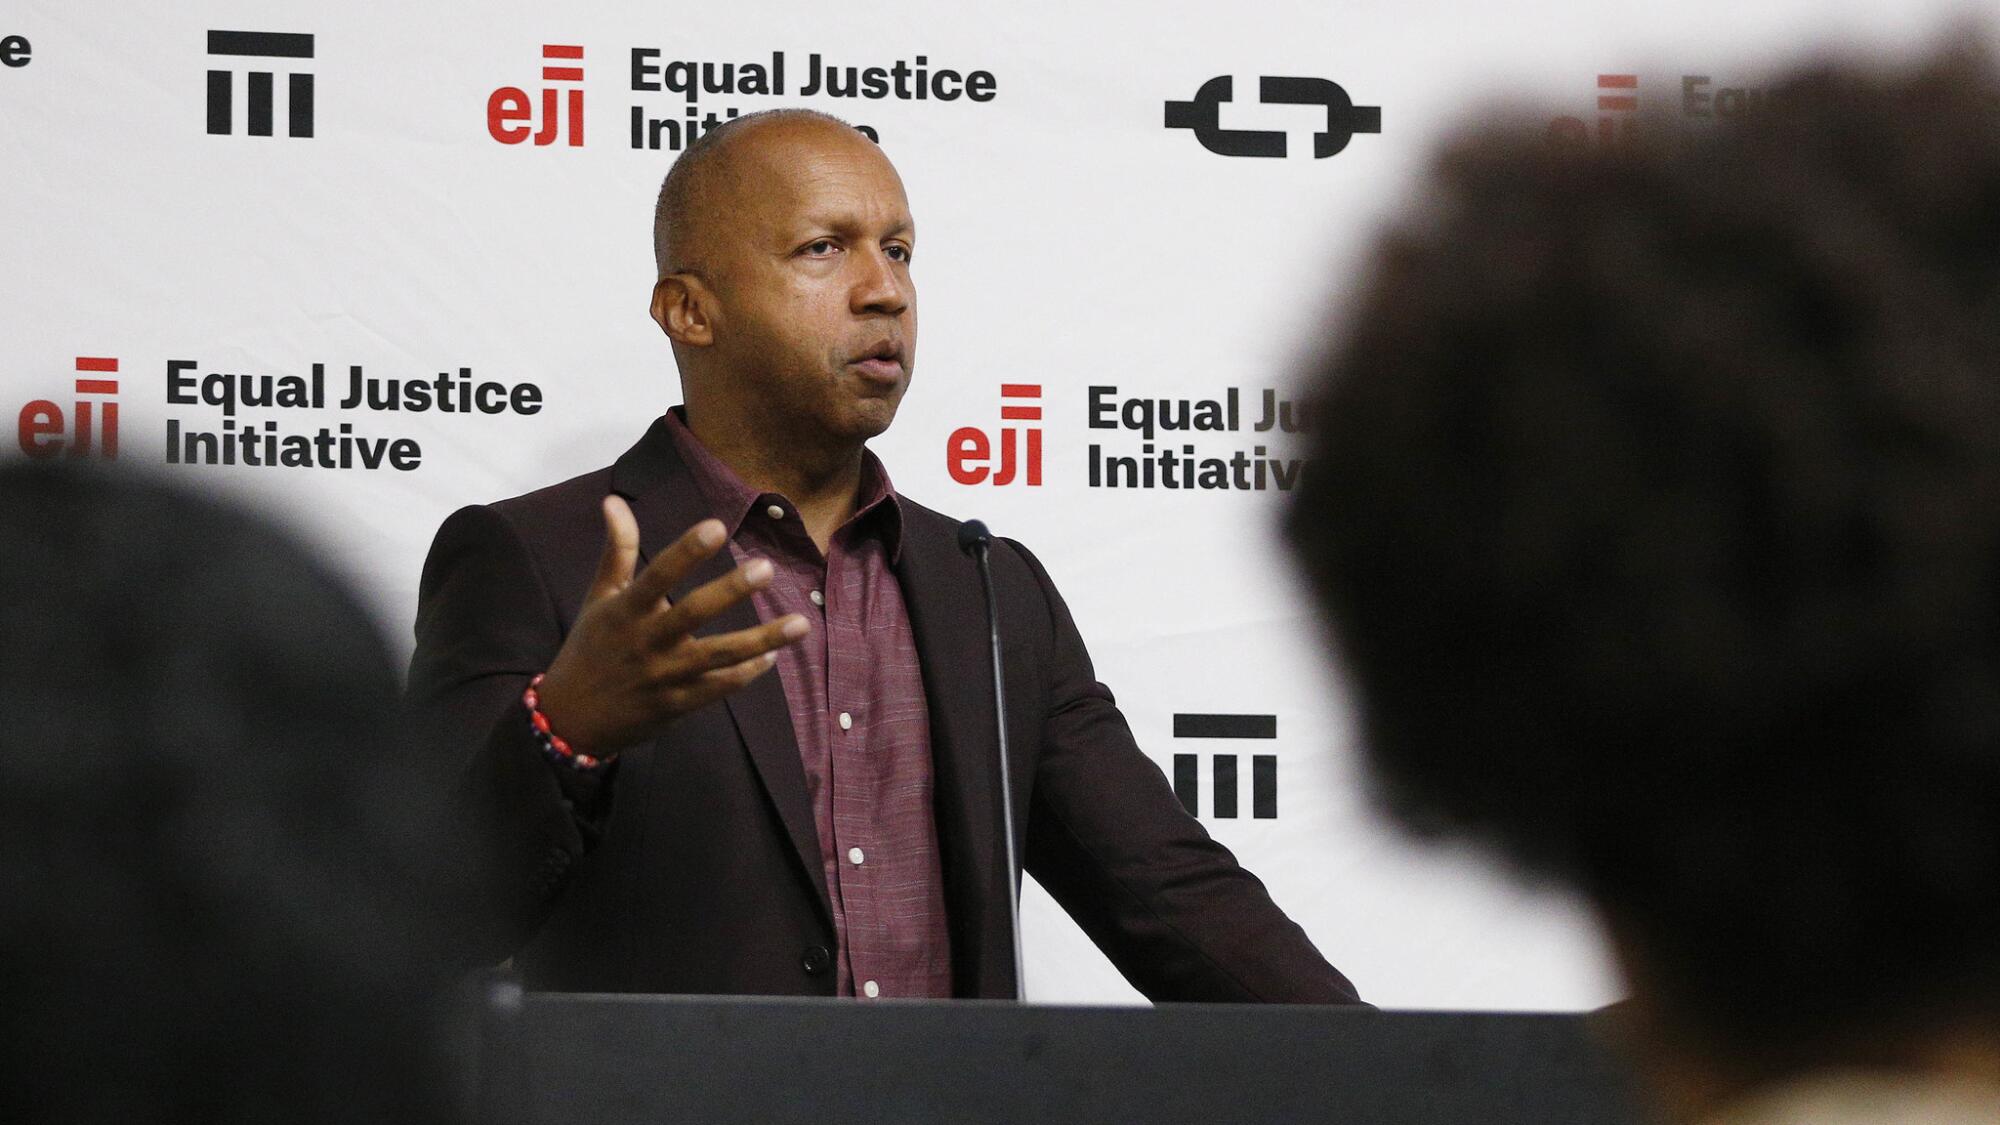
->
<box><xmin>1285</xmin><ymin>48</ymin><xmax>2000</xmax><ymax>1058</ymax></box>
<box><xmin>651</xmin><ymin>107</ymin><xmax>861</xmax><ymax>279</ymax></box>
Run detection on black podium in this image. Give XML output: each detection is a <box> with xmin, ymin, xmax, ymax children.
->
<box><xmin>476</xmin><ymin>991</ymin><xmax>1645</xmax><ymax>1125</ymax></box>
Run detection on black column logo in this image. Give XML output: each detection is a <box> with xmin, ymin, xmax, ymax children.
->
<box><xmin>1165</xmin><ymin>76</ymin><xmax>1380</xmax><ymax>158</ymax></box>
<box><xmin>207</xmin><ymin>30</ymin><xmax>314</xmax><ymax>138</ymax></box>
<box><xmin>1172</xmin><ymin>713</ymin><xmax>1278</xmax><ymax>820</ymax></box>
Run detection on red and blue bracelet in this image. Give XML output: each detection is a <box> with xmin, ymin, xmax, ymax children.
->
<box><xmin>523</xmin><ymin>673</ymin><xmax>610</xmax><ymax>771</ymax></box>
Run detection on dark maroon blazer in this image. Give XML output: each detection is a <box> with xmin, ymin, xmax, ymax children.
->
<box><xmin>408</xmin><ymin>415</ymin><xmax>1361</xmax><ymax>1003</ymax></box>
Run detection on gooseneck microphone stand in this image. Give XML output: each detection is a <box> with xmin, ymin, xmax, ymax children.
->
<box><xmin>956</xmin><ymin>518</ymin><xmax>1026</xmax><ymax>1002</ymax></box>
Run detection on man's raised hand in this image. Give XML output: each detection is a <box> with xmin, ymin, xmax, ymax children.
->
<box><xmin>532</xmin><ymin>496</ymin><xmax>809</xmax><ymax>755</ymax></box>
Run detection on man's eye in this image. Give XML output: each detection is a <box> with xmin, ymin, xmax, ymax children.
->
<box><xmin>886</xmin><ymin>244</ymin><xmax>912</xmax><ymax>263</ymax></box>
<box><xmin>804</xmin><ymin>240</ymin><xmax>838</xmax><ymax>256</ymax></box>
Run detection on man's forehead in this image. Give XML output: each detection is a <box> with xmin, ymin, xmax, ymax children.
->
<box><xmin>715</xmin><ymin>124</ymin><xmax>911</xmax><ymax>226</ymax></box>
<box><xmin>724</xmin><ymin>121</ymin><xmax>904</xmax><ymax>190</ymax></box>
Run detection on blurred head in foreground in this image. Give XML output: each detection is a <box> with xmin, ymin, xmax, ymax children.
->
<box><xmin>0</xmin><ymin>463</ymin><xmax>459</xmax><ymax>1123</ymax></box>
<box><xmin>1286</xmin><ymin>46</ymin><xmax>2000</xmax><ymax>1121</ymax></box>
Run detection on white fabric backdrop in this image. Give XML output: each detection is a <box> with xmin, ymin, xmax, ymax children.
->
<box><xmin>5</xmin><ymin>0</ymin><xmax>1975</xmax><ymax>1007</ymax></box>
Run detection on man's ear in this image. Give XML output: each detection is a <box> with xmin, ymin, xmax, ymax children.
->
<box><xmin>651</xmin><ymin>274</ymin><xmax>715</xmax><ymax>347</ymax></box>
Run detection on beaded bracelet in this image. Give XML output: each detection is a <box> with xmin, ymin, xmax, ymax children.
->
<box><xmin>523</xmin><ymin>673</ymin><xmax>610</xmax><ymax>770</ymax></box>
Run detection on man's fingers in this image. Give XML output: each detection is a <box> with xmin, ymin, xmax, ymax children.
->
<box><xmin>625</xmin><ymin>517</ymin><xmax>730</xmax><ymax>608</ymax></box>
<box><xmin>661</xmin><ymin>651</ymin><xmax>785</xmax><ymax>715</ymax></box>
<box><xmin>586</xmin><ymin>495</ymin><xmax>643</xmax><ymax>604</ymax></box>
<box><xmin>654</xmin><ymin>615</ymin><xmax>810</xmax><ymax>681</ymax></box>
<box><xmin>649</xmin><ymin>557</ymin><xmax>778</xmax><ymax>643</ymax></box>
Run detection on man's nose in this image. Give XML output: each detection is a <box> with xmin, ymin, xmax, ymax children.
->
<box><xmin>851</xmin><ymin>248</ymin><xmax>909</xmax><ymax>316</ymax></box>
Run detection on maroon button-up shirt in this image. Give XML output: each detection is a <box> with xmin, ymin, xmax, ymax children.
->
<box><xmin>665</xmin><ymin>410</ymin><xmax>952</xmax><ymax>999</ymax></box>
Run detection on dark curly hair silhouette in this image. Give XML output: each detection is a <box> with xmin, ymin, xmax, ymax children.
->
<box><xmin>1286</xmin><ymin>46</ymin><xmax>2000</xmax><ymax>1095</ymax></box>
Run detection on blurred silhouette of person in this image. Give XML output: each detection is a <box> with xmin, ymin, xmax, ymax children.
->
<box><xmin>0</xmin><ymin>462</ymin><xmax>463</xmax><ymax>1123</ymax></box>
<box><xmin>1285</xmin><ymin>46</ymin><xmax>2000</xmax><ymax>1125</ymax></box>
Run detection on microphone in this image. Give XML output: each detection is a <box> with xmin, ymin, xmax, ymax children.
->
<box><xmin>958</xmin><ymin>519</ymin><xmax>1026</xmax><ymax>1002</ymax></box>
<box><xmin>956</xmin><ymin>518</ymin><xmax>992</xmax><ymax>555</ymax></box>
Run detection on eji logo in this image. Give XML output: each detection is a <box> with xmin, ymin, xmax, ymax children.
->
<box><xmin>17</xmin><ymin>357</ymin><xmax>119</xmax><ymax>460</ymax></box>
<box><xmin>1548</xmin><ymin>74</ymin><xmax>1637</xmax><ymax>149</ymax></box>
<box><xmin>947</xmin><ymin>383</ymin><xmax>1042</xmax><ymax>486</ymax></box>
<box><xmin>489</xmin><ymin>44</ymin><xmax>584</xmax><ymax>146</ymax></box>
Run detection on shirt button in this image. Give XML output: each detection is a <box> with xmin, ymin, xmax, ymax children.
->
<box><xmin>765</xmin><ymin>503</ymin><xmax>786</xmax><ymax>520</ymax></box>
<box><xmin>862</xmin><ymin>980</ymin><xmax>881</xmax><ymax>998</ymax></box>
<box><xmin>848</xmin><ymin>847</ymin><xmax>865</xmax><ymax>865</ymax></box>
<box><xmin>809</xmin><ymin>589</ymin><xmax>824</xmax><ymax>607</ymax></box>
<box><xmin>838</xmin><ymin>711</ymin><xmax>853</xmax><ymax>731</ymax></box>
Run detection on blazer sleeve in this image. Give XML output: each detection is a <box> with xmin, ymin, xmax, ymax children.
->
<box><xmin>1008</xmin><ymin>540</ymin><xmax>1366</xmax><ymax>1005</ymax></box>
<box><xmin>407</xmin><ymin>503</ymin><xmax>612</xmax><ymax>964</ymax></box>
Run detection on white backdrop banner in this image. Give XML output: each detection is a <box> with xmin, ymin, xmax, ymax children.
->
<box><xmin>5</xmin><ymin>0</ymin><xmax>1970</xmax><ymax>1008</ymax></box>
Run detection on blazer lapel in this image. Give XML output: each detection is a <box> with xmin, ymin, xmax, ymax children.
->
<box><xmin>894</xmin><ymin>521</ymin><xmax>1012</xmax><ymax>996</ymax></box>
<box><xmin>609</xmin><ymin>417</ymin><xmax>834</xmax><ymax>928</ymax></box>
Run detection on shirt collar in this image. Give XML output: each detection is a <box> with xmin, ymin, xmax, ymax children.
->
<box><xmin>662</xmin><ymin>406</ymin><xmax>905</xmax><ymax>562</ymax></box>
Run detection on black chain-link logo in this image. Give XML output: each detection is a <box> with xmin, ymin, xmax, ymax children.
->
<box><xmin>1165</xmin><ymin>76</ymin><xmax>1380</xmax><ymax>158</ymax></box>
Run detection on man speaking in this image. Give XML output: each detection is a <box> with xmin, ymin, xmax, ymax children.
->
<box><xmin>409</xmin><ymin>110</ymin><xmax>1359</xmax><ymax>1003</ymax></box>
